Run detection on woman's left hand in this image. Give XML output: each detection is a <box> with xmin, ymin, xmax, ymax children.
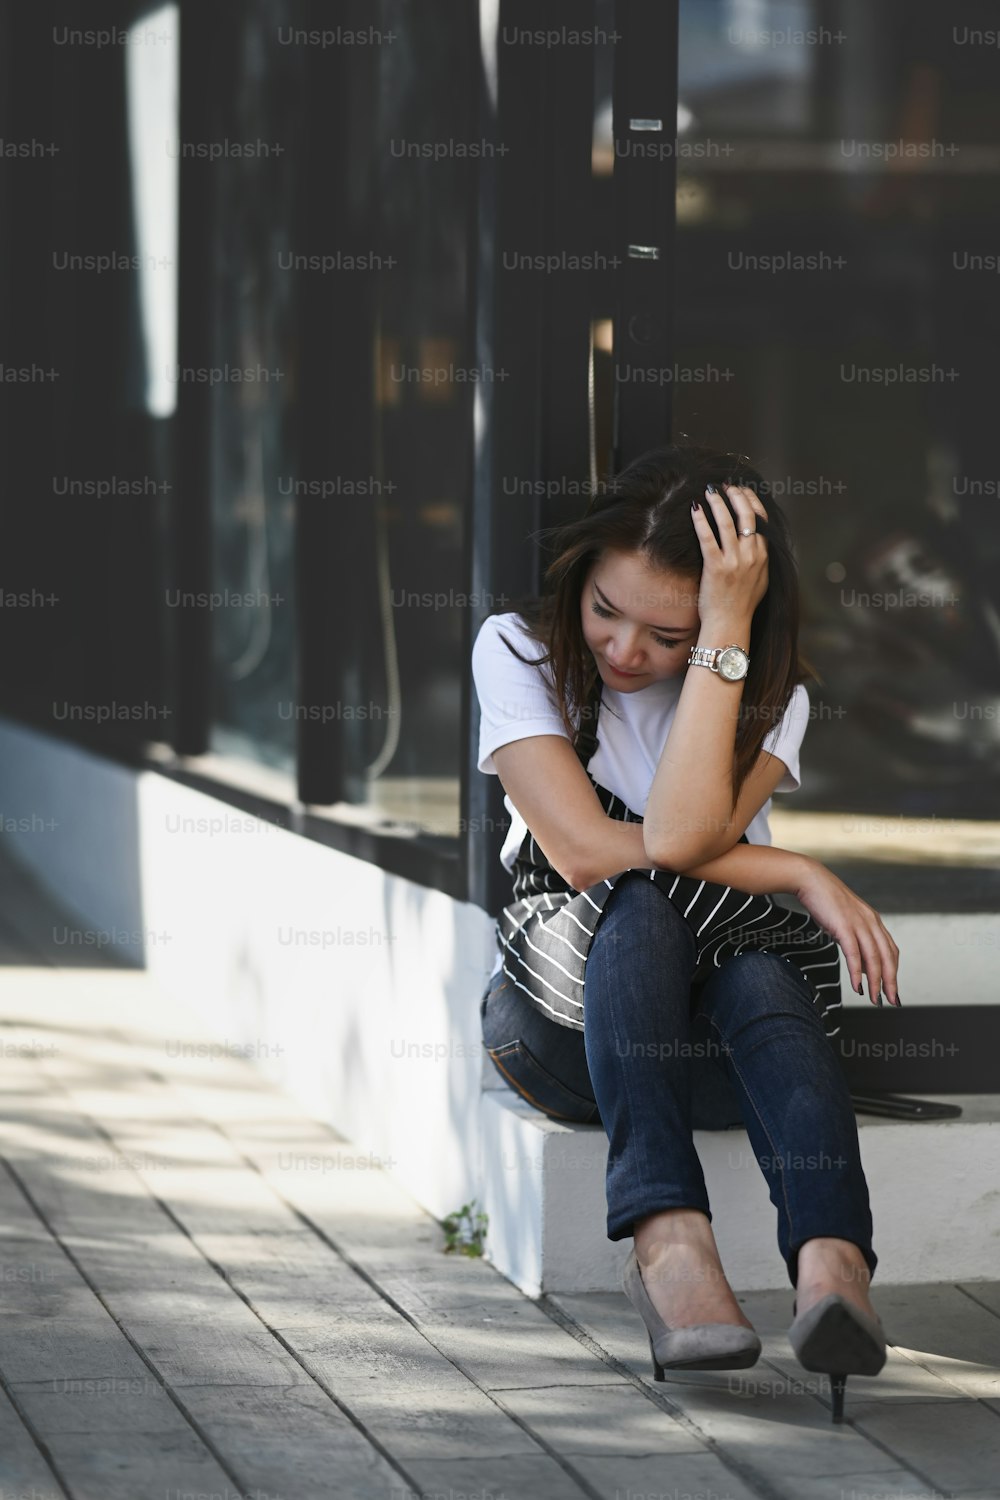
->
<box><xmin>692</xmin><ymin>483</ymin><xmax>770</xmax><ymax>628</ymax></box>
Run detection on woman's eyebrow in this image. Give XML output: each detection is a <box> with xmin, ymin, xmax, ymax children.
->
<box><xmin>592</xmin><ymin>581</ymin><xmax>698</xmax><ymax>635</ymax></box>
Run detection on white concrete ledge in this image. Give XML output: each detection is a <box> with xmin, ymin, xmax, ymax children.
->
<box><xmin>480</xmin><ymin>1087</ymin><xmax>1000</xmax><ymax>1296</ymax></box>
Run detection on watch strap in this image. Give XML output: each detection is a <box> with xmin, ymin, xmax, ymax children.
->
<box><xmin>687</xmin><ymin>643</ymin><xmax>749</xmax><ymax>672</ymax></box>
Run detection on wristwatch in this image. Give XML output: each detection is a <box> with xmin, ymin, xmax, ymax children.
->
<box><xmin>687</xmin><ymin>643</ymin><xmax>750</xmax><ymax>681</ymax></box>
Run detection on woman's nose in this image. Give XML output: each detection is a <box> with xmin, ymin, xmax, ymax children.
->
<box><xmin>608</xmin><ymin>630</ymin><xmax>644</xmax><ymax>668</ymax></box>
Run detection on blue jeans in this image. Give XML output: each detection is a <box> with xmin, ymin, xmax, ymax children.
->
<box><xmin>481</xmin><ymin>870</ymin><xmax>877</xmax><ymax>1288</ymax></box>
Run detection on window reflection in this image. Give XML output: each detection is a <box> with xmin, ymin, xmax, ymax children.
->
<box><xmin>340</xmin><ymin>0</ymin><xmax>476</xmax><ymax>838</ymax></box>
<box><xmin>124</xmin><ymin>3</ymin><xmax>178</xmax><ymax>419</ymax></box>
<box><xmin>670</xmin><ymin>0</ymin><xmax>1000</xmax><ymax>816</ymax></box>
<box><xmin>202</xmin><ymin>3</ymin><xmax>303</xmax><ymax>775</ymax></box>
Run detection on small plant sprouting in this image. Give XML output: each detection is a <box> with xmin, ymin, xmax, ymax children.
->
<box><xmin>441</xmin><ymin>1199</ymin><xmax>488</xmax><ymax>1256</ymax></box>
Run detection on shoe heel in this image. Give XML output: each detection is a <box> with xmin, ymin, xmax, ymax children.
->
<box><xmin>789</xmin><ymin>1294</ymin><xmax>885</xmax><ymax>1424</ymax></box>
<box><xmin>648</xmin><ymin>1330</ymin><xmax>665</xmax><ymax>1382</ymax></box>
<box><xmin>830</xmin><ymin>1373</ymin><xmax>847</xmax><ymax>1423</ymax></box>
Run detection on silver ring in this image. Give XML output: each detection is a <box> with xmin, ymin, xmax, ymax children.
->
<box><xmin>739</xmin><ymin>527</ymin><xmax>755</xmax><ymax>536</ymax></box>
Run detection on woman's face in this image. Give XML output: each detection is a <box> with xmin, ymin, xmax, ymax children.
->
<box><xmin>581</xmin><ymin>549</ymin><xmax>701</xmax><ymax>691</ymax></box>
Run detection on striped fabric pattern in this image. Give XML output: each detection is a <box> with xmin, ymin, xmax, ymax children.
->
<box><xmin>496</xmin><ymin>776</ymin><xmax>844</xmax><ymax>1041</ymax></box>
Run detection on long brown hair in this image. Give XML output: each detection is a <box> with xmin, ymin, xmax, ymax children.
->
<box><xmin>495</xmin><ymin>443</ymin><xmax>818</xmax><ymax>811</ymax></box>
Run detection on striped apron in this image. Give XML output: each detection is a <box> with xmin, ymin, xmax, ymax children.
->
<box><xmin>494</xmin><ymin>681</ymin><xmax>844</xmax><ymax>1041</ymax></box>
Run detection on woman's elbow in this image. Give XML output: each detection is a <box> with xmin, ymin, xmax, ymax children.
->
<box><xmin>643</xmin><ymin>839</ymin><xmax>694</xmax><ymax>872</ymax></box>
<box><xmin>544</xmin><ymin>842</ymin><xmax>590</xmax><ymax>892</ymax></box>
<box><xmin>643</xmin><ymin>829</ymin><xmax>726</xmax><ymax>872</ymax></box>
<box><xmin>562</xmin><ymin>840</ymin><xmax>611</xmax><ymax>892</ymax></box>
<box><xmin>563</xmin><ymin>857</ymin><xmax>596</xmax><ymax>892</ymax></box>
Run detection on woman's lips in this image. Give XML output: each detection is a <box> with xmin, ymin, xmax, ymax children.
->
<box><xmin>605</xmin><ymin>660</ymin><xmax>644</xmax><ymax>678</ymax></box>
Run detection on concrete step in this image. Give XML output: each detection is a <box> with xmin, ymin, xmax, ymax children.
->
<box><xmin>479</xmin><ymin>1087</ymin><xmax>1000</xmax><ymax>1297</ymax></box>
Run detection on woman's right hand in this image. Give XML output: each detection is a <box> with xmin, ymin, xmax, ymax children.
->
<box><xmin>793</xmin><ymin>858</ymin><xmax>901</xmax><ymax>1006</ymax></box>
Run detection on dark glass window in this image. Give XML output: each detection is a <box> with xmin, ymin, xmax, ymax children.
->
<box><xmin>667</xmin><ymin>0</ymin><xmax>1000</xmax><ymax>819</ymax></box>
<box><xmin>202</xmin><ymin>4</ymin><xmax>305</xmax><ymax>777</ymax></box>
<box><xmin>334</xmin><ymin>0</ymin><xmax>478</xmax><ymax>839</ymax></box>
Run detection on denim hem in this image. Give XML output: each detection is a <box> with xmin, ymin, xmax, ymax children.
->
<box><xmin>606</xmin><ymin>1198</ymin><xmax>714</xmax><ymax>1243</ymax></box>
<box><xmin>786</xmin><ymin>1236</ymin><xmax>878</xmax><ymax>1290</ymax></box>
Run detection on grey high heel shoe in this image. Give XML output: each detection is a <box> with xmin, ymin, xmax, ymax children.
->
<box><xmin>788</xmin><ymin>1293</ymin><xmax>887</xmax><ymax>1423</ymax></box>
<box><xmin>622</xmin><ymin>1247</ymin><xmax>762</xmax><ymax>1378</ymax></box>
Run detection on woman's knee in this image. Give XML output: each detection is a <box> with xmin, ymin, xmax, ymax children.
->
<box><xmin>598</xmin><ymin>871</ymin><xmax>697</xmax><ymax>958</ymax></box>
<box><xmin>702</xmin><ymin>949</ymin><xmax>821</xmax><ymax>1025</ymax></box>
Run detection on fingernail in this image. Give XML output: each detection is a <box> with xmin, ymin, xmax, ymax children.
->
<box><xmin>691</xmin><ymin>499</ymin><xmax>701</xmax><ymax>511</ymax></box>
<box><xmin>876</xmin><ymin>991</ymin><xmax>884</xmax><ymax>1007</ymax></box>
<box><xmin>892</xmin><ymin>992</ymin><xmax>903</xmax><ymax>1007</ymax></box>
<box><xmin>705</xmin><ymin>484</ymin><xmax>717</xmax><ymax>495</ymax></box>
<box><xmin>855</xmin><ymin>982</ymin><xmax>864</xmax><ymax>996</ymax></box>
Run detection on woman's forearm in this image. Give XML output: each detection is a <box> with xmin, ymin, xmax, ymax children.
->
<box><xmin>642</xmin><ymin>609</ymin><xmax>754</xmax><ymax>867</ymax></box>
<box><xmin>676</xmin><ymin>839</ymin><xmax>811</xmax><ymax>897</ymax></box>
<box><xmin>575</xmin><ymin>814</ymin><xmax>812</xmax><ymax>896</ymax></box>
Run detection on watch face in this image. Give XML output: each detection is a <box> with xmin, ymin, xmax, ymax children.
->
<box><xmin>717</xmin><ymin>646</ymin><xmax>749</xmax><ymax>681</ymax></box>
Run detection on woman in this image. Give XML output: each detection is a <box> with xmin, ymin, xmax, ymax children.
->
<box><xmin>472</xmin><ymin>443</ymin><xmax>900</xmax><ymax>1423</ymax></box>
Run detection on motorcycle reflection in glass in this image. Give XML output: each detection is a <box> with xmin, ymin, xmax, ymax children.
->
<box><xmin>805</xmin><ymin>511</ymin><xmax>1000</xmax><ymax>820</ymax></box>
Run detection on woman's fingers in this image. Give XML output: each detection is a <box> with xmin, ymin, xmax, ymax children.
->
<box><xmin>855</xmin><ymin>908</ymin><xmax>900</xmax><ymax>1004</ymax></box>
<box><xmin>701</xmin><ymin>484</ymin><xmax>745</xmax><ymax>545</ymax></box>
<box><xmin>853</xmin><ymin>927</ymin><xmax>884</xmax><ymax>1004</ymax></box>
<box><xmin>732</xmin><ymin>483</ymin><xmax>769</xmax><ymax>523</ymax></box>
<box><xmin>849</xmin><ymin>914</ymin><xmax>900</xmax><ymax>1005</ymax></box>
<box><xmin>872</xmin><ymin>919</ymin><xmax>901</xmax><ymax>1005</ymax></box>
<box><xmin>719</xmin><ymin>483</ymin><xmax>768</xmax><ymax>539</ymax></box>
<box><xmin>829</xmin><ymin>906</ymin><xmax>889</xmax><ymax>1004</ymax></box>
<box><xmin>840</xmin><ymin>932</ymin><xmax>865</xmax><ymax>1000</ymax></box>
<box><xmin>796</xmin><ymin>863</ymin><xmax>901</xmax><ymax>1008</ymax></box>
<box><xmin>696</xmin><ymin>482</ymin><xmax>768</xmax><ymax>551</ymax></box>
<box><xmin>703</xmin><ymin>484</ymin><xmax>740</xmax><ymax>541</ymax></box>
<box><xmin>689</xmin><ymin>494</ymin><xmax>717</xmax><ymax>554</ymax></box>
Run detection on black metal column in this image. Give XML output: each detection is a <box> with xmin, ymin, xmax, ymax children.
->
<box><xmin>293</xmin><ymin>0</ymin><xmax>379</xmax><ymax>807</ymax></box>
<box><xmin>466</xmin><ymin>0</ymin><xmax>599</xmax><ymax>914</ymax></box>
<box><xmin>172</xmin><ymin>0</ymin><xmax>227</xmax><ymax>755</ymax></box>
<box><xmin>537</xmin><ymin>0</ymin><xmax>599</xmax><ymax>537</ymax></box>
<box><xmin>611</xmin><ymin>0</ymin><xmax>679</xmax><ymax>469</ymax></box>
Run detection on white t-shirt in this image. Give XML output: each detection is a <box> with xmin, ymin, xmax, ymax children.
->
<box><xmin>472</xmin><ymin>611</ymin><xmax>809</xmax><ymax>878</ymax></box>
